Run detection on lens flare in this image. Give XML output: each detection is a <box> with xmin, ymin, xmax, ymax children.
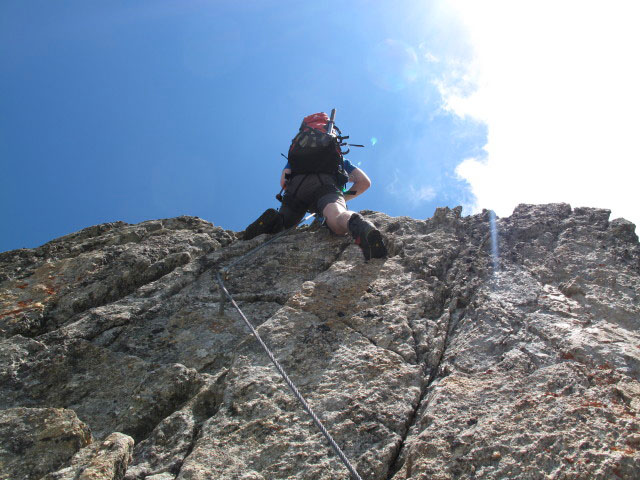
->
<box><xmin>370</xmin><ymin>137</ymin><xmax>378</xmax><ymax>146</ymax></box>
<box><xmin>489</xmin><ymin>211</ymin><xmax>499</xmax><ymax>273</ymax></box>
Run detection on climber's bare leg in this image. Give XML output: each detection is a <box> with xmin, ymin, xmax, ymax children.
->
<box><xmin>323</xmin><ymin>202</ymin><xmax>354</xmax><ymax>236</ymax></box>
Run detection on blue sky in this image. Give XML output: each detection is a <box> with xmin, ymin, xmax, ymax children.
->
<box><xmin>1</xmin><ymin>1</ymin><xmax>483</xmax><ymax>252</ymax></box>
<box><xmin>3</xmin><ymin>1</ymin><xmax>638</xmax><ymax>253</ymax></box>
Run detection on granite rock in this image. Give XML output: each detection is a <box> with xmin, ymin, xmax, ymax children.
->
<box><xmin>42</xmin><ymin>432</ymin><xmax>134</xmax><ymax>480</ymax></box>
<box><xmin>0</xmin><ymin>407</ymin><xmax>91</xmax><ymax>480</ymax></box>
<box><xmin>0</xmin><ymin>206</ymin><xmax>638</xmax><ymax>479</ymax></box>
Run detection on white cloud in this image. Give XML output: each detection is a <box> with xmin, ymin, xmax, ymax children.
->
<box><xmin>408</xmin><ymin>185</ymin><xmax>437</xmax><ymax>205</ymax></box>
<box><xmin>441</xmin><ymin>0</ymin><xmax>640</xmax><ymax>225</ymax></box>
<box><xmin>387</xmin><ymin>169</ymin><xmax>436</xmax><ymax>207</ymax></box>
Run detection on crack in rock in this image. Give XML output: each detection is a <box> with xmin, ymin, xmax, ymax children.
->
<box><xmin>2</xmin><ymin>206</ymin><xmax>640</xmax><ymax>480</ymax></box>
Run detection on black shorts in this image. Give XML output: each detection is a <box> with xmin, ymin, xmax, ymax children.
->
<box><xmin>279</xmin><ymin>173</ymin><xmax>346</xmax><ymax>227</ymax></box>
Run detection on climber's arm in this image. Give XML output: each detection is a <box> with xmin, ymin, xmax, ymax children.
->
<box><xmin>281</xmin><ymin>168</ymin><xmax>291</xmax><ymax>189</ymax></box>
<box><xmin>344</xmin><ymin>167</ymin><xmax>371</xmax><ymax>202</ymax></box>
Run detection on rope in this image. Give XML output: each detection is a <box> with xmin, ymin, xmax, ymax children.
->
<box><xmin>216</xmin><ymin>214</ymin><xmax>364</xmax><ymax>480</ymax></box>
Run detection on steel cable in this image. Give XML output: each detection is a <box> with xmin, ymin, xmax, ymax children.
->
<box><xmin>215</xmin><ymin>214</ymin><xmax>364</xmax><ymax>480</ymax></box>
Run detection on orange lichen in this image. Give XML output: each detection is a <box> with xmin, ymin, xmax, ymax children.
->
<box><xmin>610</xmin><ymin>446</ymin><xmax>634</xmax><ymax>455</ymax></box>
<box><xmin>625</xmin><ymin>438</ymin><xmax>640</xmax><ymax>450</ymax></box>
<box><xmin>0</xmin><ymin>307</ymin><xmax>29</xmax><ymax>318</ymax></box>
<box><xmin>16</xmin><ymin>283</ymin><xmax>28</xmax><ymax>289</ymax></box>
<box><xmin>0</xmin><ymin>300</ymin><xmax>44</xmax><ymax>319</ymax></box>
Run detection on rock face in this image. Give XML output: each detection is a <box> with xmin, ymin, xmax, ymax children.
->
<box><xmin>0</xmin><ymin>407</ymin><xmax>91</xmax><ymax>480</ymax></box>
<box><xmin>0</xmin><ymin>206</ymin><xmax>639</xmax><ymax>479</ymax></box>
<box><xmin>42</xmin><ymin>432</ymin><xmax>134</xmax><ymax>480</ymax></box>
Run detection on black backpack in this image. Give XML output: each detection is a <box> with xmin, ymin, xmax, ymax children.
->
<box><xmin>287</xmin><ymin>112</ymin><xmax>348</xmax><ymax>181</ymax></box>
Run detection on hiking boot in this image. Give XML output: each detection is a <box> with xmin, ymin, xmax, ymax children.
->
<box><xmin>348</xmin><ymin>213</ymin><xmax>387</xmax><ymax>260</ymax></box>
<box><xmin>243</xmin><ymin>208</ymin><xmax>283</xmax><ymax>240</ymax></box>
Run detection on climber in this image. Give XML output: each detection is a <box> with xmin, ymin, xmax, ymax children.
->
<box><xmin>243</xmin><ymin>111</ymin><xmax>387</xmax><ymax>261</ymax></box>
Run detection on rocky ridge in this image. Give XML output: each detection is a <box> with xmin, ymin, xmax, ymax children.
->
<box><xmin>0</xmin><ymin>205</ymin><xmax>639</xmax><ymax>479</ymax></box>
